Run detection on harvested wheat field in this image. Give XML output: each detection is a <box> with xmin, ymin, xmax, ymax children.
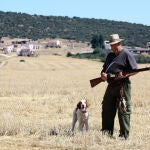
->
<box><xmin>0</xmin><ymin>54</ymin><xmax>149</xmax><ymax>150</ymax></box>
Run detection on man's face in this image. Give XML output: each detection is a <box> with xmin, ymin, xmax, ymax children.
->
<box><xmin>110</xmin><ymin>42</ymin><xmax>120</xmax><ymax>54</ymax></box>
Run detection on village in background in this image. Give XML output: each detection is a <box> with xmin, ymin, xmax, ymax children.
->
<box><xmin>0</xmin><ymin>37</ymin><xmax>150</xmax><ymax>57</ymax></box>
<box><xmin>0</xmin><ymin>37</ymin><xmax>93</xmax><ymax>57</ymax></box>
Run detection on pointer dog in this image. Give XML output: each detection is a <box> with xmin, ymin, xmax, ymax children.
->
<box><xmin>71</xmin><ymin>99</ymin><xmax>90</xmax><ymax>132</ymax></box>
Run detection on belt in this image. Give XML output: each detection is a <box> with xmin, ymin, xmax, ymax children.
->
<box><xmin>108</xmin><ymin>78</ymin><xmax>130</xmax><ymax>87</ymax></box>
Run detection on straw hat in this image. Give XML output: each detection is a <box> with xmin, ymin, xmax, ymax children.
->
<box><xmin>109</xmin><ymin>34</ymin><xmax>124</xmax><ymax>45</ymax></box>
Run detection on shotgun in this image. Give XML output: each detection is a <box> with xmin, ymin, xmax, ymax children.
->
<box><xmin>90</xmin><ymin>67</ymin><xmax>150</xmax><ymax>88</ymax></box>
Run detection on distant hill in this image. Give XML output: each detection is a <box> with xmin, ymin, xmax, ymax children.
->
<box><xmin>0</xmin><ymin>11</ymin><xmax>150</xmax><ymax>47</ymax></box>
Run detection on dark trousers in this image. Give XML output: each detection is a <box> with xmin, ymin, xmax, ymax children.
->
<box><xmin>102</xmin><ymin>81</ymin><xmax>131</xmax><ymax>138</ymax></box>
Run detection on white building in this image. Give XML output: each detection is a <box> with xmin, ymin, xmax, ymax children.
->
<box><xmin>104</xmin><ymin>41</ymin><xmax>111</xmax><ymax>50</ymax></box>
<box><xmin>3</xmin><ymin>45</ymin><xmax>14</xmax><ymax>53</ymax></box>
<box><xmin>146</xmin><ymin>42</ymin><xmax>150</xmax><ymax>49</ymax></box>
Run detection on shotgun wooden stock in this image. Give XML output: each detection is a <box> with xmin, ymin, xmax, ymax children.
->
<box><xmin>90</xmin><ymin>77</ymin><xmax>105</xmax><ymax>88</ymax></box>
<box><xmin>90</xmin><ymin>67</ymin><xmax>150</xmax><ymax>88</ymax></box>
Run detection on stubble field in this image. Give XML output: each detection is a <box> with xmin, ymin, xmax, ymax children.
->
<box><xmin>0</xmin><ymin>54</ymin><xmax>149</xmax><ymax>150</ymax></box>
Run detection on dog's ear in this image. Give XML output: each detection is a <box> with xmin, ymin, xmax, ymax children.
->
<box><xmin>86</xmin><ymin>100</ymin><xmax>90</xmax><ymax>108</ymax></box>
<box><xmin>77</xmin><ymin>101</ymin><xmax>81</xmax><ymax>109</ymax></box>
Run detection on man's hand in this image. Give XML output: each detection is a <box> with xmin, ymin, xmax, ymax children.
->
<box><xmin>101</xmin><ymin>72</ymin><xmax>108</xmax><ymax>81</ymax></box>
<box><xmin>116</xmin><ymin>72</ymin><xmax>125</xmax><ymax>78</ymax></box>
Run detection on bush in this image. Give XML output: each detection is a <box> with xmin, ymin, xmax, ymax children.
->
<box><xmin>66</xmin><ymin>52</ymin><xmax>72</xmax><ymax>57</ymax></box>
<box><xmin>135</xmin><ymin>55</ymin><xmax>150</xmax><ymax>63</ymax></box>
<box><xmin>66</xmin><ymin>47</ymin><xmax>109</xmax><ymax>62</ymax></box>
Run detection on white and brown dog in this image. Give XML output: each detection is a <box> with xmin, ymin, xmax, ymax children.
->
<box><xmin>71</xmin><ymin>99</ymin><xmax>90</xmax><ymax>132</ymax></box>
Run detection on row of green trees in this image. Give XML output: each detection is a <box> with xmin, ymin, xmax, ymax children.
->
<box><xmin>67</xmin><ymin>34</ymin><xmax>150</xmax><ymax>63</ymax></box>
<box><xmin>67</xmin><ymin>48</ymin><xmax>150</xmax><ymax>63</ymax></box>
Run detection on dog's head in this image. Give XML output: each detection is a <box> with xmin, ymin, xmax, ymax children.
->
<box><xmin>77</xmin><ymin>99</ymin><xmax>90</xmax><ymax>111</ymax></box>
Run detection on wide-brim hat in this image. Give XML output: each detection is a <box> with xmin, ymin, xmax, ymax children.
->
<box><xmin>109</xmin><ymin>34</ymin><xmax>124</xmax><ymax>45</ymax></box>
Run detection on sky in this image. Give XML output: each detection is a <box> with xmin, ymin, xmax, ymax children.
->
<box><xmin>0</xmin><ymin>0</ymin><xmax>150</xmax><ymax>26</ymax></box>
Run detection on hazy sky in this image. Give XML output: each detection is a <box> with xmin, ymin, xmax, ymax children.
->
<box><xmin>0</xmin><ymin>0</ymin><xmax>150</xmax><ymax>26</ymax></box>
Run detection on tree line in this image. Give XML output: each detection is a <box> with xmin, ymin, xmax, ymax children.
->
<box><xmin>0</xmin><ymin>11</ymin><xmax>150</xmax><ymax>47</ymax></box>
